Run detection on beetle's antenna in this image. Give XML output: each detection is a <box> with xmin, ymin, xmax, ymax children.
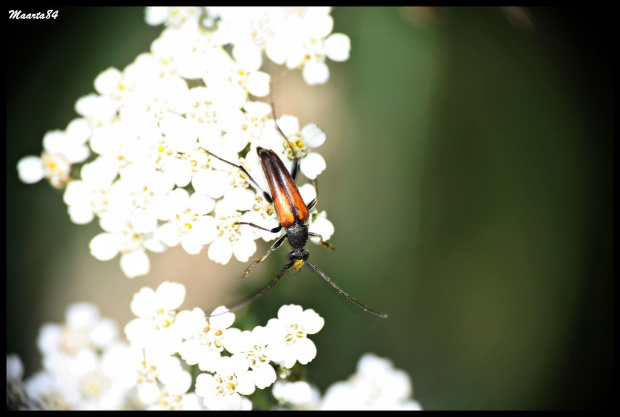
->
<box><xmin>269</xmin><ymin>81</ymin><xmax>300</xmax><ymax>181</ymax></box>
<box><xmin>206</xmin><ymin>262</ymin><xmax>294</xmax><ymax>318</ymax></box>
<box><xmin>305</xmin><ymin>262</ymin><xmax>388</xmax><ymax>318</ymax></box>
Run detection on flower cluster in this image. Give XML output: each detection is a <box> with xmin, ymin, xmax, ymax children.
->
<box><xmin>7</xmin><ymin>282</ymin><xmax>327</xmax><ymax>410</ymax></box>
<box><xmin>16</xmin><ymin>7</ymin><xmax>343</xmax><ymax>278</ymax></box>
<box><xmin>7</xmin><ymin>285</ymin><xmax>422</xmax><ymax>410</ymax></box>
<box><xmin>272</xmin><ymin>353</ymin><xmax>423</xmax><ymax>410</ymax></box>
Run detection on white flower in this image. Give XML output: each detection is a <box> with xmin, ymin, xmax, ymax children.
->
<box><xmin>147</xmin><ymin>368</ymin><xmax>204</xmax><ymax>410</ymax></box>
<box><xmin>272</xmin><ymin>380</ymin><xmax>321</xmax><ymax>408</ymax></box>
<box><xmin>265</xmin><ymin>305</ymin><xmax>324</xmax><ymax>369</ymax></box>
<box><xmin>7</xmin><ymin>354</ymin><xmax>31</xmax><ymax>409</ymax></box>
<box><xmin>177</xmin><ymin>306</ymin><xmax>236</xmax><ymax>373</ymax></box>
<box><xmin>154</xmin><ymin>188</ymin><xmax>217</xmax><ymax>255</ymax></box>
<box><xmin>207</xmin><ymin>200</ymin><xmax>259</xmax><ymax>265</ymax></box>
<box><xmin>37</xmin><ymin>303</ymin><xmax>118</xmax><ymax>357</ymax></box>
<box><xmin>62</xmin><ymin>157</ymin><xmax>120</xmax><ymax>225</ymax></box>
<box><xmin>259</xmin><ymin>115</ymin><xmax>327</xmax><ymax>180</ymax></box>
<box><xmin>124</xmin><ymin>282</ymin><xmax>186</xmax><ymax>353</ymax></box>
<box><xmin>89</xmin><ymin>221</ymin><xmax>162</xmax><ymax>279</ymax></box>
<box><xmin>18</xmin><ymin>304</ymin><xmax>130</xmax><ymax>410</ymax></box>
<box><xmin>226</xmin><ymin>326</ymin><xmax>277</xmax><ymax>389</ymax></box>
<box><xmin>145</xmin><ymin>6</ymin><xmax>203</xmax><ymax>28</ymax></box>
<box><xmin>319</xmin><ymin>353</ymin><xmax>423</xmax><ymax>410</ymax></box>
<box><xmin>18</xmin><ymin>6</ymin><xmax>346</xmax><ymax>278</ymax></box>
<box><xmin>104</xmin><ymin>345</ymin><xmax>185</xmax><ymax>406</ymax></box>
<box><xmin>17</xmin><ymin>118</ymin><xmax>91</xmax><ymax>188</ymax></box>
<box><xmin>195</xmin><ymin>356</ymin><xmax>254</xmax><ymax>410</ymax></box>
<box><xmin>203</xmin><ymin>42</ymin><xmax>271</xmax><ymax>99</ymax></box>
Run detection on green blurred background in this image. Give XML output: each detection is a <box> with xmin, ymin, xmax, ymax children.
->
<box><xmin>7</xmin><ymin>7</ymin><xmax>612</xmax><ymax>410</ymax></box>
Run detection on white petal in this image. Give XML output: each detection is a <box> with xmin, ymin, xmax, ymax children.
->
<box><xmin>17</xmin><ymin>156</ymin><xmax>45</xmax><ymax>184</ymax></box>
<box><xmin>309</xmin><ymin>213</ymin><xmax>334</xmax><ymax>243</ymax></box>
<box><xmin>192</xmin><ymin>215</ymin><xmax>218</xmax><ymax>245</ymax></box>
<box><xmin>89</xmin><ymin>233</ymin><xmax>122</xmax><ymax>261</ymax></box>
<box><xmin>300</xmin><ymin>152</ymin><xmax>326</xmax><ymax>179</ymax></box>
<box><xmin>94</xmin><ymin>67</ymin><xmax>122</xmax><ymax>95</ymax></box>
<box><xmin>236</xmin><ymin>374</ymin><xmax>256</xmax><ymax>396</ymax></box>
<box><xmin>66</xmin><ymin>302</ymin><xmax>99</xmax><ymax>329</ymax></box>
<box><xmin>90</xmin><ymin>318</ymin><xmax>119</xmax><ymax>348</ymax></box>
<box><xmin>233</xmin><ymin>42</ymin><xmax>263</xmax><ymax>72</ymax></box>
<box><xmin>180</xmin><ymin>234</ymin><xmax>205</xmax><ymax>255</ymax></box>
<box><xmin>65</xmin><ymin>118</ymin><xmax>91</xmax><ymax>144</ymax></box>
<box><xmin>252</xmin><ymin>364</ymin><xmax>276</xmax><ymax>389</ymax></box>
<box><xmin>68</xmin><ymin>204</ymin><xmax>95</xmax><ymax>225</ymax></box>
<box><xmin>208</xmin><ymin>238</ymin><xmax>233</xmax><ymax>265</ymax></box>
<box><xmin>247</xmin><ymin>71</ymin><xmax>271</xmax><ymax>98</ymax></box>
<box><xmin>138</xmin><ymin>382</ymin><xmax>161</xmax><ymax>405</ymax></box>
<box><xmin>131</xmin><ymin>208</ymin><xmax>158</xmax><ymax>233</ymax></box>
<box><xmin>302</xmin><ymin>61</ymin><xmax>329</xmax><ymax>86</ymax></box>
<box><xmin>156</xmin><ymin>281</ymin><xmax>186</xmax><ymax>310</ymax></box>
<box><xmin>302</xmin><ymin>309</ymin><xmax>325</xmax><ymax>334</ymax></box>
<box><xmin>301</xmin><ymin>123</ymin><xmax>326</xmax><ymax>148</ymax></box>
<box><xmin>295</xmin><ymin>338</ymin><xmax>317</xmax><ymax>365</ymax></box>
<box><xmin>325</xmin><ymin>33</ymin><xmax>351</xmax><ymax>62</ymax></box>
<box><xmin>189</xmin><ymin>193</ymin><xmax>215</xmax><ymax>215</ymax></box>
<box><xmin>120</xmin><ymin>250</ymin><xmax>150</xmax><ymax>278</ymax></box>
<box><xmin>63</xmin><ymin>143</ymin><xmax>90</xmax><ymax>164</ymax></box>
<box><xmin>209</xmin><ymin>306</ymin><xmax>235</xmax><ymax>329</ymax></box>
<box><xmin>232</xmin><ymin>238</ymin><xmax>257</xmax><ymax>263</ymax></box>
<box><xmin>42</xmin><ymin>130</ymin><xmax>66</xmax><ymax>154</ymax></box>
<box><xmin>192</xmin><ymin>169</ymin><xmax>228</xmax><ymax>199</ymax></box>
<box><xmin>6</xmin><ymin>354</ymin><xmax>24</xmax><ymax>381</ymax></box>
<box><xmin>145</xmin><ymin>7</ymin><xmax>169</xmax><ymax>26</ymax></box>
<box><xmin>277</xmin><ymin>115</ymin><xmax>300</xmax><ymax>137</ymax></box>
<box><xmin>157</xmin><ymin>222</ymin><xmax>181</xmax><ymax>247</ymax></box>
<box><xmin>278</xmin><ymin>304</ymin><xmax>303</xmax><ymax>321</ymax></box>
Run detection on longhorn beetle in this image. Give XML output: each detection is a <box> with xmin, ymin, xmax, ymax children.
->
<box><xmin>203</xmin><ymin>101</ymin><xmax>388</xmax><ymax>319</ymax></box>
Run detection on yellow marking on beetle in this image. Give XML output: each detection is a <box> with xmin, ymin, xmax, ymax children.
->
<box><xmin>292</xmin><ymin>260</ymin><xmax>305</xmax><ymax>270</ymax></box>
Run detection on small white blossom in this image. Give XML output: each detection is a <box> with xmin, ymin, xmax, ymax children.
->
<box><xmin>195</xmin><ymin>356</ymin><xmax>254</xmax><ymax>410</ymax></box>
<box><xmin>265</xmin><ymin>305</ymin><xmax>324</xmax><ymax>369</ymax></box>
<box><xmin>19</xmin><ymin>305</ymin><xmax>130</xmax><ymax>410</ymax></box>
<box><xmin>319</xmin><ymin>353</ymin><xmax>423</xmax><ymax>410</ymax></box>
<box><xmin>226</xmin><ymin>326</ymin><xmax>277</xmax><ymax>389</ymax></box>
<box><xmin>147</xmin><ymin>368</ymin><xmax>203</xmax><ymax>410</ymax></box>
<box><xmin>17</xmin><ymin>118</ymin><xmax>91</xmax><ymax>188</ymax></box>
<box><xmin>272</xmin><ymin>380</ymin><xmax>321</xmax><ymax>408</ymax></box>
<box><xmin>124</xmin><ymin>282</ymin><xmax>186</xmax><ymax>354</ymax></box>
<box><xmin>177</xmin><ymin>306</ymin><xmax>236</xmax><ymax>373</ymax></box>
<box><xmin>207</xmin><ymin>200</ymin><xmax>259</xmax><ymax>265</ymax></box>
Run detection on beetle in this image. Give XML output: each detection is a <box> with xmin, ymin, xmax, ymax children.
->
<box><xmin>203</xmin><ymin>103</ymin><xmax>387</xmax><ymax>319</ymax></box>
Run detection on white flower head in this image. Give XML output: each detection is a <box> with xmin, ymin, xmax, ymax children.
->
<box><xmin>272</xmin><ymin>380</ymin><xmax>321</xmax><ymax>408</ymax></box>
<box><xmin>177</xmin><ymin>306</ymin><xmax>236</xmax><ymax>373</ymax></box>
<box><xmin>207</xmin><ymin>199</ymin><xmax>259</xmax><ymax>265</ymax></box>
<box><xmin>195</xmin><ymin>356</ymin><xmax>254</xmax><ymax>410</ymax></box>
<box><xmin>17</xmin><ymin>118</ymin><xmax>91</xmax><ymax>188</ymax></box>
<box><xmin>227</xmin><ymin>326</ymin><xmax>277</xmax><ymax>389</ymax></box>
<box><xmin>265</xmin><ymin>305</ymin><xmax>324</xmax><ymax>369</ymax></box>
<box><xmin>17</xmin><ymin>6</ymin><xmax>346</xmax><ymax>278</ymax></box>
<box><xmin>319</xmin><ymin>353</ymin><xmax>423</xmax><ymax>410</ymax></box>
<box><xmin>125</xmin><ymin>282</ymin><xmax>186</xmax><ymax>353</ymax></box>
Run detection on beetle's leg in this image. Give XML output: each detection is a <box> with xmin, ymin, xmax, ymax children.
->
<box><xmin>242</xmin><ymin>234</ymin><xmax>287</xmax><ymax>279</ymax></box>
<box><xmin>308</xmin><ymin>231</ymin><xmax>334</xmax><ymax>251</ymax></box>
<box><xmin>200</xmin><ymin>147</ymin><xmax>273</xmax><ymax>204</ymax></box>
<box><xmin>306</xmin><ymin>179</ymin><xmax>319</xmax><ymax>211</ymax></box>
<box><xmin>236</xmin><ymin>222</ymin><xmax>282</xmax><ymax>234</ymax></box>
